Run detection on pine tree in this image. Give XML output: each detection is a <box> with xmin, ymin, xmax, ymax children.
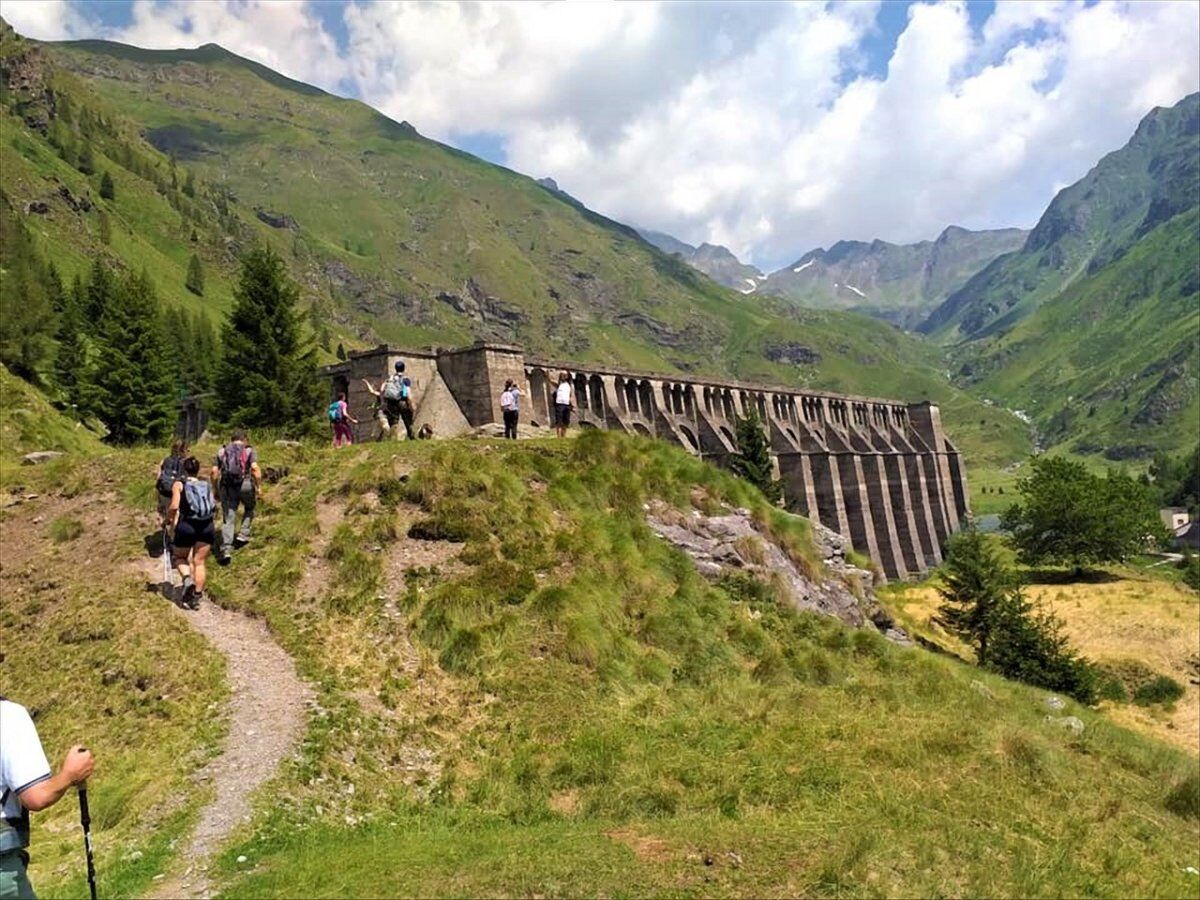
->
<box><xmin>92</xmin><ymin>270</ymin><xmax>176</xmax><ymax>444</ymax></box>
<box><xmin>935</xmin><ymin>529</ymin><xmax>1015</xmax><ymax>662</ymax></box>
<box><xmin>186</xmin><ymin>253</ymin><xmax>205</xmax><ymax>296</ymax></box>
<box><xmin>214</xmin><ymin>245</ymin><xmax>321</xmax><ymax>428</ymax></box>
<box><xmin>78</xmin><ymin>142</ymin><xmax>95</xmax><ymax>176</ymax></box>
<box><xmin>336</xmin><ymin>342</ymin><xmax>347</xmax><ymax>361</ymax></box>
<box><xmin>728</xmin><ymin>411</ymin><xmax>783</xmax><ymax>504</ymax></box>
<box><xmin>98</xmin><ymin>209</ymin><xmax>112</xmax><ymax>245</ymax></box>
<box><xmin>99</xmin><ymin>170</ymin><xmax>115</xmax><ymax>200</ymax></box>
<box><xmin>0</xmin><ymin>203</ymin><xmax>58</xmax><ymax>380</ymax></box>
<box><xmin>85</xmin><ymin>259</ymin><xmax>115</xmax><ymax>322</ymax></box>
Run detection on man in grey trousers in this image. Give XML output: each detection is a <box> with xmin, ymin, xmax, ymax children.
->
<box><xmin>211</xmin><ymin>429</ymin><xmax>262</xmax><ymax>564</ymax></box>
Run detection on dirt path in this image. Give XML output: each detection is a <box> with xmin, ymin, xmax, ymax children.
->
<box><xmin>144</xmin><ymin>570</ymin><xmax>313</xmax><ymax>898</ymax></box>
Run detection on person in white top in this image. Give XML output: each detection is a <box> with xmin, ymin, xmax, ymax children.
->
<box><xmin>499</xmin><ymin>379</ymin><xmax>522</xmax><ymax>440</ymax></box>
<box><xmin>0</xmin><ymin>698</ymin><xmax>94</xmax><ymax>898</ymax></box>
<box><xmin>554</xmin><ymin>372</ymin><xmax>574</xmax><ymax>438</ymax></box>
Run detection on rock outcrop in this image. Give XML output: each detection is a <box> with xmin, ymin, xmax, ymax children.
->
<box><xmin>645</xmin><ymin>500</ymin><xmax>910</xmax><ymax>644</ymax></box>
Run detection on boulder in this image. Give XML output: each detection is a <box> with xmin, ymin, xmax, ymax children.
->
<box><xmin>23</xmin><ymin>200</ymin><xmax>49</xmax><ymax>215</ymax></box>
<box><xmin>22</xmin><ymin>451</ymin><xmax>64</xmax><ymax>466</ymax></box>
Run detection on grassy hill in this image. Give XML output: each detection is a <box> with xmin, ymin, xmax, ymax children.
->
<box><xmin>1</xmin><ymin>426</ymin><xmax>1196</xmax><ymax>898</ymax></box>
<box><xmin>0</xmin><ymin>28</ymin><xmax>1023</xmax><ymax>469</ymax></box>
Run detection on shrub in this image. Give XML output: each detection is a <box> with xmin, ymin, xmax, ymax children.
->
<box><xmin>1132</xmin><ymin>675</ymin><xmax>1185</xmax><ymax>707</ymax></box>
<box><xmin>1164</xmin><ymin>772</ymin><xmax>1200</xmax><ymax>820</ymax></box>
<box><xmin>49</xmin><ymin>517</ymin><xmax>84</xmax><ymax>543</ymax></box>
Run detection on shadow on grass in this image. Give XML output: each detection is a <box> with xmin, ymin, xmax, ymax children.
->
<box><xmin>1023</xmin><ymin>567</ymin><xmax>1122</xmax><ymax>585</ymax></box>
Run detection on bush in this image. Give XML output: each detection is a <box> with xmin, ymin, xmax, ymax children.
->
<box><xmin>49</xmin><ymin>517</ymin><xmax>84</xmax><ymax>543</ymax></box>
<box><xmin>1132</xmin><ymin>675</ymin><xmax>1185</xmax><ymax>707</ymax></box>
<box><xmin>1180</xmin><ymin>552</ymin><xmax>1200</xmax><ymax>591</ymax></box>
<box><xmin>1164</xmin><ymin>772</ymin><xmax>1200</xmax><ymax>820</ymax></box>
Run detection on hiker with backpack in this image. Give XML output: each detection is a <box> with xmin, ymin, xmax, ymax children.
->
<box><xmin>155</xmin><ymin>440</ymin><xmax>188</xmax><ymax>529</ymax></box>
<box><xmin>328</xmin><ymin>391</ymin><xmax>358</xmax><ymax>448</ymax></box>
<box><xmin>1</xmin><ymin>696</ymin><xmax>94</xmax><ymax>900</ymax></box>
<box><xmin>380</xmin><ymin>361</ymin><xmax>415</xmax><ymax>440</ymax></box>
<box><xmin>167</xmin><ymin>456</ymin><xmax>215</xmax><ymax>609</ymax></box>
<box><xmin>212</xmin><ymin>430</ymin><xmax>261</xmax><ymax>564</ymax></box>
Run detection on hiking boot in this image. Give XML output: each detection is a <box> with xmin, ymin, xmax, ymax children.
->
<box><xmin>234</xmin><ymin>534</ymin><xmax>251</xmax><ymax>548</ymax></box>
<box><xmin>181</xmin><ymin>578</ymin><xmax>196</xmax><ymax>608</ymax></box>
<box><xmin>218</xmin><ymin>553</ymin><xmax>232</xmax><ymax>567</ymax></box>
<box><xmin>190</xmin><ymin>591</ymin><xmax>203</xmax><ymax>610</ymax></box>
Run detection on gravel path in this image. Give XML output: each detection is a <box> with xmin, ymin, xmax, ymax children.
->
<box><xmin>147</xmin><ymin>579</ymin><xmax>312</xmax><ymax>898</ymax></box>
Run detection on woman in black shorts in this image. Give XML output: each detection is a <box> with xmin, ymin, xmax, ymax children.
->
<box><xmin>167</xmin><ymin>456</ymin><xmax>216</xmax><ymax>609</ymax></box>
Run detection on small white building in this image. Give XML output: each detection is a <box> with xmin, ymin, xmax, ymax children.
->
<box><xmin>1160</xmin><ymin>507</ymin><xmax>1191</xmax><ymax>531</ymax></box>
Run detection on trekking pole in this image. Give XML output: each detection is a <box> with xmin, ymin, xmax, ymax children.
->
<box><xmin>78</xmin><ymin>784</ymin><xmax>98</xmax><ymax>900</ymax></box>
<box><xmin>161</xmin><ymin>525</ymin><xmax>172</xmax><ymax>585</ymax></box>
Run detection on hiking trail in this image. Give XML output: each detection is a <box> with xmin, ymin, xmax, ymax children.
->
<box><xmin>142</xmin><ymin>557</ymin><xmax>312</xmax><ymax>899</ymax></box>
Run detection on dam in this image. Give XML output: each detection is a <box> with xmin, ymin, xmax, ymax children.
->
<box><xmin>325</xmin><ymin>342</ymin><xmax>969</xmax><ymax>580</ymax></box>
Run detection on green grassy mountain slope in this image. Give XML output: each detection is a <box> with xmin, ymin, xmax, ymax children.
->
<box><xmin>0</xmin><ymin>25</ymin><xmax>1029</xmax><ymax>468</ymax></box>
<box><xmin>4</xmin><ymin>433</ymin><xmax>1197</xmax><ymax>897</ymax></box>
<box><xmin>965</xmin><ymin>206</ymin><xmax>1200</xmax><ymax>459</ymax></box>
<box><xmin>758</xmin><ymin>226</ymin><xmax>1027</xmax><ymax>330</ymax></box>
<box><xmin>923</xmin><ymin>92</ymin><xmax>1200</xmax><ymax>342</ymax></box>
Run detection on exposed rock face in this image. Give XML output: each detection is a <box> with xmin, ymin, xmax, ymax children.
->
<box><xmin>646</xmin><ymin>500</ymin><xmax>910</xmax><ymax>644</ymax></box>
<box><xmin>435</xmin><ymin>277</ymin><xmax>528</xmax><ymax>339</ymax></box>
<box><xmin>765</xmin><ymin>342</ymin><xmax>821</xmax><ymax>366</ymax></box>
<box><xmin>254</xmin><ymin>208</ymin><xmax>298</xmax><ymax>230</ymax></box>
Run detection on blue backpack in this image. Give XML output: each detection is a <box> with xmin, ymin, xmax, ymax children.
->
<box><xmin>327</xmin><ymin>400</ymin><xmax>343</xmax><ymax>422</ymax></box>
<box><xmin>183</xmin><ymin>478</ymin><xmax>215</xmax><ymax>521</ymax></box>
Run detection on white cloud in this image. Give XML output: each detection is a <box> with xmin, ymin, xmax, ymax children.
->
<box><xmin>1</xmin><ymin>0</ymin><xmax>89</xmax><ymax>40</ymax></box>
<box><xmin>338</xmin><ymin>0</ymin><xmax>1199</xmax><ymax>267</ymax></box>
<box><xmin>8</xmin><ymin>0</ymin><xmax>1200</xmax><ymax>270</ymax></box>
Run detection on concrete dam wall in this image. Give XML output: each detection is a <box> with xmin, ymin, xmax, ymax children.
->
<box><xmin>325</xmin><ymin>342</ymin><xmax>970</xmax><ymax>580</ymax></box>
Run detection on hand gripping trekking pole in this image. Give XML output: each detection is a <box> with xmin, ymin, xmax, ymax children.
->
<box><xmin>78</xmin><ymin>784</ymin><xmax>98</xmax><ymax>900</ymax></box>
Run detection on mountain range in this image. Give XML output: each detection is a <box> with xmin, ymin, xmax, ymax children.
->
<box><xmin>636</xmin><ymin>228</ymin><xmax>766</xmax><ymax>293</ymax></box>
<box><xmin>756</xmin><ymin>226</ymin><xmax>1028</xmax><ymax>330</ymax></box>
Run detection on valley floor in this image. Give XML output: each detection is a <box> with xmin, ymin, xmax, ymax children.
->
<box><xmin>885</xmin><ymin>569</ymin><xmax>1200</xmax><ymax>754</ymax></box>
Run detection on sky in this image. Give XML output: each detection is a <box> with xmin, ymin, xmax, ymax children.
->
<box><xmin>4</xmin><ymin>0</ymin><xmax>1199</xmax><ymax>270</ymax></box>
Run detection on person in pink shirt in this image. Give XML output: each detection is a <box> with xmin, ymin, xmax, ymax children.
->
<box><xmin>328</xmin><ymin>391</ymin><xmax>358</xmax><ymax>448</ymax></box>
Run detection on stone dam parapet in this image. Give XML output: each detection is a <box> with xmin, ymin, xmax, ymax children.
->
<box><xmin>324</xmin><ymin>342</ymin><xmax>969</xmax><ymax>581</ymax></box>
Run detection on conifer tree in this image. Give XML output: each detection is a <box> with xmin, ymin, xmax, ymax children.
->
<box><xmin>85</xmin><ymin>259</ymin><xmax>114</xmax><ymax>322</ymax></box>
<box><xmin>935</xmin><ymin>529</ymin><xmax>1015</xmax><ymax>662</ymax></box>
<box><xmin>99</xmin><ymin>170</ymin><xmax>114</xmax><ymax>200</ymax></box>
<box><xmin>336</xmin><ymin>342</ymin><xmax>347</xmax><ymax>361</ymax></box>
<box><xmin>78</xmin><ymin>142</ymin><xmax>95</xmax><ymax>175</ymax></box>
<box><xmin>98</xmin><ymin>209</ymin><xmax>112</xmax><ymax>245</ymax></box>
<box><xmin>92</xmin><ymin>270</ymin><xmax>176</xmax><ymax>444</ymax></box>
<box><xmin>728</xmin><ymin>411</ymin><xmax>783</xmax><ymax>503</ymax></box>
<box><xmin>186</xmin><ymin>253</ymin><xmax>205</xmax><ymax>296</ymax></box>
<box><xmin>214</xmin><ymin>245</ymin><xmax>321</xmax><ymax>427</ymax></box>
<box><xmin>0</xmin><ymin>202</ymin><xmax>57</xmax><ymax>380</ymax></box>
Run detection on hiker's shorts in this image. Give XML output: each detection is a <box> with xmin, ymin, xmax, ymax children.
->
<box><xmin>0</xmin><ymin>849</ymin><xmax>35</xmax><ymax>900</ymax></box>
<box><xmin>555</xmin><ymin>403</ymin><xmax>572</xmax><ymax>427</ymax></box>
<box><xmin>174</xmin><ymin>517</ymin><xmax>215</xmax><ymax>549</ymax></box>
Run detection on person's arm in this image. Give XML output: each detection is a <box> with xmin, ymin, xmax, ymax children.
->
<box><xmin>361</xmin><ymin>379</ymin><xmax>379</xmax><ymax>397</ymax></box>
<box><xmin>19</xmin><ymin>747</ymin><xmax>94</xmax><ymax>812</ymax></box>
<box><xmin>250</xmin><ymin>454</ymin><xmax>263</xmax><ymax>490</ymax></box>
<box><xmin>167</xmin><ymin>480</ymin><xmax>183</xmax><ymax>530</ymax></box>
